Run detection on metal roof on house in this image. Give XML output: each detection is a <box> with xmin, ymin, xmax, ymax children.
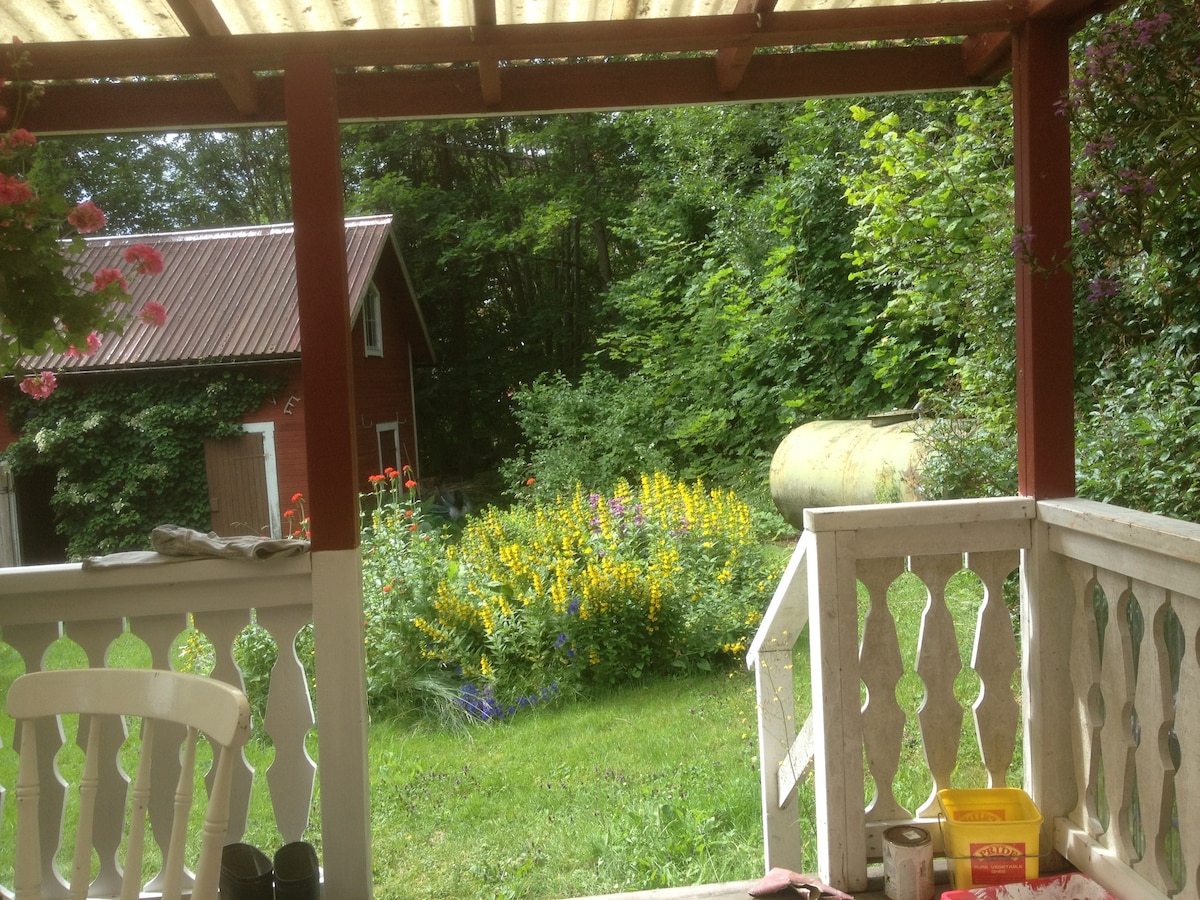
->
<box><xmin>23</xmin><ymin>214</ymin><xmax>429</xmax><ymax>372</ymax></box>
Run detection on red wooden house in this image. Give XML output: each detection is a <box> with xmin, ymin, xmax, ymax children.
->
<box><xmin>0</xmin><ymin>215</ymin><xmax>433</xmax><ymax>560</ymax></box>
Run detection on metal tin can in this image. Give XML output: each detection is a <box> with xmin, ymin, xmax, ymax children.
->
<box><xmin>883</xmin><ymin>824</ymin><xmax>934</xmax><ymax>900</ymax></box>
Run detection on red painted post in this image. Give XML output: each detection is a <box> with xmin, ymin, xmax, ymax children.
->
<box><xmin>1012</xmin><ymin>21</ymin><xmax>1076</xmax><ymax>499</ymax></box>
<box><xmin>284</xmin><ymin>55</ymin><xmax>360</xmax><ymax>550</ymax></box>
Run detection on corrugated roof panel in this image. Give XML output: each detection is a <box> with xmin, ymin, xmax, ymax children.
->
<box><xmin>18</xmin><ymin>215</ymin><xmax>397</xmax><ymax>373</ymax></box>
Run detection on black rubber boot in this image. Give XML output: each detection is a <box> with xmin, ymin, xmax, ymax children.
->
<box><xmin>219</xmin><ymin>843</ymin><xmax>275</xmax><ymax>900</ymax></box>
<box><xmin>274</xmin><ymin>841</ymin><xmax>321</xmax><ymax>900</ymax></box>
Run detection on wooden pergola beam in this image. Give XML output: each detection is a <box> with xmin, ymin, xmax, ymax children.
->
<box><xmin>165</xmin><ymin>0</ymin><xmax>260</xmax><ymax>115</ymax></box>
<box><xmin>472</xmin><ymin>0</ymin><xmax>503</xmax><ymax>105</ymax></box>
<box><xmin>0</xmin><ymin>3</ymin><xmax>1019</xmax><ymax>83</ymax></box>
<box><xmin>714</xmin><ymin>0</ymin><xmax>780</xmax><ymax>92</ymax></box>
<box><xmin>12</xmin><ymin>44</ymin><xmax>993</xmax><ymax>135</ymax></box>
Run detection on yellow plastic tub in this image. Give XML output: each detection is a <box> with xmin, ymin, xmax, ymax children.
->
<box><xmin>937</xmin><ymin>788</ymin><xmax>1043</xmax><ymax>889</ymax></box>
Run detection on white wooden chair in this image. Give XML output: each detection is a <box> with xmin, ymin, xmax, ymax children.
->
<box><xmin>6</xmin><ymin>668</ymin><xmax>252</xmax><ymax>900</ymax></box>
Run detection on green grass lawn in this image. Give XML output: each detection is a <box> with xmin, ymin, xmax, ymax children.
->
<box><xmin>363</xmin><ymin>670</ymin><xmax>767</xmax><ymax>899</ymax></box>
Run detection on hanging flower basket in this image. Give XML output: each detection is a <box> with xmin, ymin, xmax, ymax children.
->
<box><xmin>0</xmin><ymin>39</ymin><xmax>166</xmax><ymax>399</ymax></box>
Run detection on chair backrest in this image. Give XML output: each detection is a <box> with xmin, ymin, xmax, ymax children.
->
<box><xmin>5</xmin><ymin>668</ymin><xmax>252</xmax><ymax>900</ymax></box>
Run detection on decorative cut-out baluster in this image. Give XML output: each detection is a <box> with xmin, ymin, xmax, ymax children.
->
<box><xmin>857</xmin><ymin>556</ymin><xmax>907</xmax><ymax>822</ymax></box>
<box><xmin>128</xmin><ymin>612</ymin><xmax>189</xmax><ymax>892</ymax></box>
<box><xmin>1129</xmin><ymin>581</ymin><xmax>1176</xmax><ymax>893</ymax></box>
<box><xmin>909</xmin><ymin>554</ymin><xmax>964</xmax><ymax>817</ymax></box>
<box><xmin>192</xmin><ymin>608</ymin><xmax>254</xmax><ymax>841</ymax></box>
<box><xmin>257</xmin><ymin>604</ymin><xmax>317</xmax><ymax>842</ymax></box>
<box><xmin>1170</xmin><ymin>593</ymin><xmax>1200</xmax><ymax>895</ymax></box>
<box><xmin>4</xmin><ymin>623</ymin><xmax>67</xmax><ymax>893</ymax></box>
<box><xmin>965</xmin><ymin>550</ymin><xmax>1021</xmax><ymax>785</ymax></box>
<box><xmin>1096</xmin><ymin>567</ymin><xmax>1138</xmax><ymax>861</ymax></box>
<box><xmin>65</xmin><ymin>618</ymin><xmax>127</xmax><ymax>896</ymax></box>
<box><xmin>1065</xmin><ymin>558</ymin><xmax>1104</xmax><ymax>832</ymax></box>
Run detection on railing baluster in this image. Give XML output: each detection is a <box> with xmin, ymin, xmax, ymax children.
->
<box><xmin>1096</xmin><ymin>568</ymin><xmax>1138</xmax><ymax>861</ymax></box>
<box><xmin>64</xmin><ymin>619</ymin><xmax>127</xmax><ymax>896</ymax></box>
<box><xmin>1172</xmin><ymin>593</ymin><xmax>1200</xmax><ymax>896</ymax></box>
<box><xmin>192</xmin><ymin>608</ymin><xmax>254</xmax><ymax>843</ymax></box>
<box><xmin>910</xmin><ymin>553</ymin><xmax>964</xmax><ymax>817</ymax></box>
<box><xmin>858</xmin><ymin>556</ymin><xmax>907</xmax><ymax>822</ymax></box>
<box><xmin>966</xmin><ymin>550</ymin><xmax>1021</xmax><ymax>785</ymax></box>
<box><xmin>1065</xmin><ymin>558</ymin><xmax>1104</xmax><ymax>833</ymax></box>
<box><xmin>257</xmin><ymin>604</ymin><xmax>317</xmax><ymax>843</ymax></box>
<box><xmin>1129</xmin><ymin>581</ymin><xmax>1177</xmax><ymax>893</ymax></box>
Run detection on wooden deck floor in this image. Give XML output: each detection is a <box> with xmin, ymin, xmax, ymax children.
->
<box><xmin>567</xmin><ymin>874</ymin><xmax>955</xmax><ymax>899</ymax></box>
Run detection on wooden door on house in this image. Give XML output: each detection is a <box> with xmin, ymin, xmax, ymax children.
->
<box><xmin>204</xmin><ymin>432</ymin><xmax>271</xmax><ymax>536</ymax></box>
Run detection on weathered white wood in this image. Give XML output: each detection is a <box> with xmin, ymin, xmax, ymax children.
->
<box><xmin>777</xmin><ymin>714</ymin><xmax>815</xmax><ymax>809</ymax></box>
<box><xmin>755</xmin><ymin>645</ymin><xmax>804</xmax><ymax>872</ymax></box>
<box><xmin>1096</xmin><ymin>566</ymin><xmax>1137</xmax><ymax>862</ymax></box>
<box><xmin>809</xmin><ymin>526</ymin><xmax>869</xmax><ymax>892</ymax></box>
<box><xmin>0</xmin><ymin>556</ymin><xmax>313</xmax><ymax>625</ymax></box>
<box><xmin>804</xmin><ymin>496</ymin><xmax>1035</xmax><ymax>534</ymax></box>
<box><xmin>852</xmin><ymin>518</ymin><xmax>1032</xmax><ymax>560</ymax></box>
<box><xmin>751</xmin><ymin>533</ymin><xmax>809</xmax><ymax>871</ymax></box>
<box><xmin>64</xmin><ymin>618</ymin><xmax>127</xmax><ymax>897</ymax></box>
<box><xmin>192</xmin><ymin>607</ymin><xmax>256</xmax><ymax>843</ymax></box>
<box><xmin>857</xmin><ymin>556</ymin><xmax>908</xmax><ymax>822</ymax></box>
<box><xmin>965</xmin><ymin>549</ymin><xmax>1020</xmax><ymax>785</ymax></box>
<box><xmin>258</xmin><ymin>603</ymin><xmax>318</xmax><ymax>843</ymax></box>
<box><xmin>910</xmin><ymin>554</ymin><xmax>964</xmax><ymax>818</ymax></box>
<box><xmin>6</xmin><ymin>669</ymin><xmax>251</xmax><ymax>900</ymax></box>
<box><xmin>1055</xmin><ymin>818</ymin><xmax>1172</xmax><ymax>900</ymax></box>
<box><xmin>1039</xmin><ymin>497</ymin><xmax>1200</xmax><ymax>570</ymax></box>
<box><xmin>1022</xmin><ymin>517</ymin><xmax>1082</xmax><ymax>865</ymax></box>
<box><xmin>1172</xmin><ymin>592</ymin><xmax>1200</xmax><ymax>896</ymax></box>
<box><xmin>1064</xmin><ymin>556</ymin><xmax>1103</xmax><ymax>832</ymax></box>
<box><xmin>748</xmin><ymin>534</ymin><xmax>811</xmax><ymax>663</ymax></box>
<box><xmin>1128</xmin><ymin>580</ymin><xmax>1177</xmax><ymax>894</ymax></box>
<box><xmin>310</xmin><ymin>547</ymin><xmax>373</xmax><ymax>899</ymax></box>
<box><xmin>1</xmin><ymin>559</ymin><xmax>320</xmax><ymax>900</ymax></box>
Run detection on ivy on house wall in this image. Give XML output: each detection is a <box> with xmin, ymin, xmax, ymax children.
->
<box><xmin>4</xmin><ymin>367</ymin><xmax>285</xmax><ymax>559</ymax></box>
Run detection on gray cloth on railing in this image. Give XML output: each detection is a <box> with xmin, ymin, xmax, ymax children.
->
<box><xmin>82</xmin><ymin>525</ymin><xmax>310</xmax><ymax>568</ymax></box>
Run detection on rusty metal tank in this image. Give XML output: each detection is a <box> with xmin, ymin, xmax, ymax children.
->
<box><xmin>770</xmin><ymin>411</ymin><xmax>924</xmax><ymax>530</ymax></box>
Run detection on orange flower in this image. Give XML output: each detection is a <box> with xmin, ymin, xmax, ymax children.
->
<box><xmin>404</xmin><ymin>479</ymin><xmax>418</xmax><ymax>490</ymax></box>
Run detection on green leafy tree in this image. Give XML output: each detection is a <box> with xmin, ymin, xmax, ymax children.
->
<box><xmin>843</xmin><ymin>89</ymin><xmax>1019</xmax><ymax>499</ymax></box>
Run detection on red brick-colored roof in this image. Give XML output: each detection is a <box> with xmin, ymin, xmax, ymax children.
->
<box><xmin>24</xmin><ymin>214</ymin><xmax>431</xmax><ymax>371</ymax></box>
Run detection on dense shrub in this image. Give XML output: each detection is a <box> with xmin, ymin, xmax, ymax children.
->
<box><xmin>360</xmin><ymin>470</ymin><xmax>782</xmax><ymax>721</ymax></box>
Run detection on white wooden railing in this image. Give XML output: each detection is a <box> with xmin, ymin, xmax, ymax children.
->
<box><xmin>751</xmin><ymin>496</ymin><xmax>1200</xmax><ymax>899</ymax></box>
<box><xmin>0</xmin><ymin>556</ymin><xmax>317</xmax><ymax>898</ymax></box>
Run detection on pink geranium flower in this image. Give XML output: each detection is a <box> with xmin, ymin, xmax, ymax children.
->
<box><xmin>4</xmin><ymin>128</ymin><xmax>35</xmax><ymax>150</ymax></box>
<box><xmin>0</xmin><ymin>172</ymin><xmax>32</xmax><ymax>206</ymax></box>
<box><xmin>123</xmin><ymin>243</ymin><xmax>164</xmax><ymax>275</ymax></box>
<box><xmin>92</xmin><ymin>267</ymin><xmax>129</xmax><ymax>293</ymax></box>
<box><xmin>65</xmin><ymin>331</ymin><xmax>102</xmax><ymax>358</ymax></box>
<box><xmin>18</xmin><ymin>371</ymin><xmax>57</xmax><ymax>400</ymax></box>
<box><xmin>138</xmin><ymin>301</ymin><xmax>167</xmax><ymax>327</ymax></box>
<box><xmin>67</xmin><ymin>200</ymin><xmax>107</xmax><ymax>234</ymax></box>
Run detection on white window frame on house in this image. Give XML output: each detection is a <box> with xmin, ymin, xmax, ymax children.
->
<box><xmin>363</xmin><ymin>282</ymin><xmax>383</xmax><ymax>357</ymax></box>
<box><xmin>243</xmin><ymin>421</ymin><xmax>282</xmax><ymax>538</ymax></box>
